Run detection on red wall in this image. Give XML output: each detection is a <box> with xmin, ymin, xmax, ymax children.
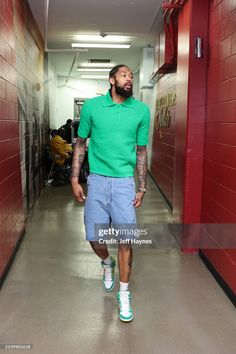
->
<box><xmin>151</xmin><ymin>73</ymin><xmax>176</xmax><ymax>205</ymax></box>
<box><xmin>0</xmin><ymin>0</ymin><xmax>49</xmax><ymax>281</ymax></box>
<box><xmin>172</xmin><ymin>1</ymin><xmax>191</xmax><ymax>222</ymax></box>
<box><xmin>173</xmin><ymin>0</ymin><xmax>208</xmax><ymax>223</ymax></box>
<box><xmin>202</xmin><ymin>0</ymin><xmax>236</xmax><ymax>293</ymax></box>
<box><xmin>150</xmin><ymin>0</ymin><xmax>236</xmax><ymax>295</ymax></box>
<box><xmin>0</xmin><ymin>0</ymin><xmax>24</xmax><ymax>277</ymax></box>
<box><xmin>151</xmin><ymin>0</ymin><xmax>208</xmax><ymax>214</ymax></box>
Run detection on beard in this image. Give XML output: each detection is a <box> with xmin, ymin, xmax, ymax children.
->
<box><xmin>114</xmin><ymin>81</ymin><xmax>133</xmax><ymax>98</ymax></box>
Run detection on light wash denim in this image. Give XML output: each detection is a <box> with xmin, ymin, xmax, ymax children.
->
<box><xmin>84</xmin><ymin>173</ymin><xmax>136</xmax><ymax>241</ymax></box>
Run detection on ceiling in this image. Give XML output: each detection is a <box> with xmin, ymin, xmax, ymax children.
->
<box><xmin>28</xmin><ymin>0</ymin><xmax>164</xmax><ymax>77</ymax></box>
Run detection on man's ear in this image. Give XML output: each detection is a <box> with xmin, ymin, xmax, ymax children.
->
<box><xmin>109</xmin><ymin>77</ymin><xmax>115</xmax><ymax>86</ymax></box>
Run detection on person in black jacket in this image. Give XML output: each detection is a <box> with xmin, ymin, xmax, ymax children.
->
<box><xmin>59</xmin><ymin>119</ymin><xmax>72</xmax><ymax>144</ymax></box>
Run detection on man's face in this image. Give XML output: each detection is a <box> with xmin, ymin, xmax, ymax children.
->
<box><xmin>111</xmin><ymin>66</ymin><xmax>134</xmax><ymax>98</ymax></box>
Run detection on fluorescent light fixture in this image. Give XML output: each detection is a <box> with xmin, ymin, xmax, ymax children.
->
<box><xmin>80</xmin><ymin>75</ymin><xmax>108</xmax><ymax>79</ymax></box>
<box><xmin>73</xmin><ymin>35</ymin><xmax>129</xmax><ymax>43</ymax></box>
<box><xmin>79</xmin><ymin>62</ymin><xmax>115</xmax><ymax>68</ymax></box>
<box><xmin>77</xmin><ymin>68</ymin><xmax>111</xmax><ymax>72</ymax></box>
<box><xmin>72</xmin><ymin>43</ymin><xmax>130</xmax><ymax>49</ymax></box>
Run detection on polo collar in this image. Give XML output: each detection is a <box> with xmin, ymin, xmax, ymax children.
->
<box><xmin>103</xmin><ymin>91</ymin><xmax>135</xmax><ymax>108</ymax></box>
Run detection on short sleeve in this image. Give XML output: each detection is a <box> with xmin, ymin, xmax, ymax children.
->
<box><xmin>78</xmin><ymin>100</ymin><xmax>92</xmax><ymax>138</ymax></box>
<box><xmin>137</xmin><ymin>105</ymin><xmax>150</xmax><ymax>146</ymax></box>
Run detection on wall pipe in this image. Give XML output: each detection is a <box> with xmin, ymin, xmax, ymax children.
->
<box><xmin>162</xmin><ymin>0</ymin><xmax>188</xmax><ymax>61</ymax></box>
<box><xmin>163</xmin><ymin>0</ymin><xmax>188</xmax><ymax>20</ymax></box>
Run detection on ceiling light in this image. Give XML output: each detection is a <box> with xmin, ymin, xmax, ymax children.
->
<box><xmin>71</xmin><ymin>43</ymin><xmax>131</xmax><ymax>49</ymax></box>
<box><xmin>79</xmin><ymin>62</ymin><xmax>115</xmax><ymax>68</ymax></box>
<box><xmin>89</xmin><ymin>59</ymin><xmax>111</xmax><ymax>63</ymax></box>
<box><xmin>73</xmin><ymin>35</ymin><xmax>129</xmax><ymax>43</ymax></box>
<box><xmin>77</xmin><ymin>68</ymin><xmax>111</xmax><ymax>72</ymax></box>
<box><xmin>80</xmin><ymin>75</ymin><xmax>109</xmax><ymax>79</ymax></box>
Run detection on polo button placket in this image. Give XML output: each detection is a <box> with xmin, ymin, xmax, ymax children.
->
<box><xmin>115</xmin><ymin>105</ymin><xmax>121</xmax><ymax>123</ymax></box>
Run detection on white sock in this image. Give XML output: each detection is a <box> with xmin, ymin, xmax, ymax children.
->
<box><xmin>120</xmin><ymin>281</ymin><xmax>129</xmax><ymax>292</ymax></box>
<box><xmin>103</xmin><ymin>255</ymin><xmax>112</xmax><ymax>265</ymax></box>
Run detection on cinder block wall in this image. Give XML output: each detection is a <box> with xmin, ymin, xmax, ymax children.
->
<box><xmin>0</xmin><ymin>0</ymin><xmax>49</xmax><ymax>280</ymax></box>
<box><xmin>202</xmin><ymin>0</ymin><xmax>236</xmax><ymax>294</ymax></box>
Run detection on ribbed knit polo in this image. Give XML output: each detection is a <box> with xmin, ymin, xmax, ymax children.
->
<box><xmin>78</xmin><ymin>91</ymin><xmax>150</xmax><ymax>177</ymax></box>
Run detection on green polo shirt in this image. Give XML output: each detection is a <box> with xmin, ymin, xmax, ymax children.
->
<box><xmin>78</xmin><ymin>91</ymin><xmax>150</xmax><ymax>177</ymax></box>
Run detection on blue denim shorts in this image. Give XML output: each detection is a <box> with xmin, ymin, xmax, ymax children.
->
<box><xmin>84</xmin><ymin>173</ymin><xmax>137</xmax><ymax>241</ymax></box>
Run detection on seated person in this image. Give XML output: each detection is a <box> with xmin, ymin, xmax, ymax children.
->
<box><xmin>59</xmin><ymin>119</ymin><xmax>72</xmax><ymax>144</ymax></box>
<box><xmin>50</xmin><ymin>128</ymin><xmax>73</xmax><ymax>166</ymax></box>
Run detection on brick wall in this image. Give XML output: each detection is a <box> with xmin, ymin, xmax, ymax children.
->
<box><xmin>0</xmin><ymin>0</ymin><xmax>49</xmax><ymax>281</ymax></box>
<box><xmin>0</xmin><ymin>0</ymin><xmax>24</xmax><ymax>278</ymax></box>
<box><xmin>202</xmin><ymin>0</ymin><xmax>236</xmax><ymax>294</ymax></box>
<box><xmin>150</xmin><ymin>73</ymin><xmax>176</xmax><ymax>206</ymax></box>
<box><xmin>203</xmin><ymin>0</ymin><xmax>236</xmax><ymax>222</ymax></box>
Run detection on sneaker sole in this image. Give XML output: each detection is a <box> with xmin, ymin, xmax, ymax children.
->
<box><xmin>118</xmin><ymin>311</ymin><xmax>134</xmax><ymax>323</ymax></box>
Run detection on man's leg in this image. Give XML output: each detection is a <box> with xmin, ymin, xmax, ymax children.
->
<box><xmin>89</xmin><ymin>241</ymin><xmax>116</xmax><ymax>291</ymax></box>
<box><xmin>116</xmin><ymin>243</ymin><xmax>134</xmax><ymax>322</ymax></box>
<box><xmin>118</xmin><ymin>244</ymin><xmax>132</xmax><ymax>283</ymax></box>
<box><xmin>109</xmin><ymin>177</ymin><xmax>136</xmax><ymax>322</ymax></box>
<box><xmin>84</xmin><ymin>174</ymin><xmax>116</xmax><ymax>291</ymax></box>
<box><xmin>89</xmin><ymin>241</ymin><xmax>109</xmax><ymax>260</ymax></box>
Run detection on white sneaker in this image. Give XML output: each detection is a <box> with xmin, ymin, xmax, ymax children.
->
<box><xmin>101</xmin><ymin>256</ymin><xmax>116</xmax><ymax>291</ymax></box>
<box><xmin>116</xmin><ymin>290</ymin><xmax>133</xmax><ymax>322</ymax></box>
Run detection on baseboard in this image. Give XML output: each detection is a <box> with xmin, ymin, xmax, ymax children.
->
<box><xmin>0</xmin><ymin>182</ymin><xmax>45</xmax><ymax>289</ymax></box>
<box><xmin>0</xmin><ymin>227</ymin><xmax>26</xmax><ymax>289</ymax></box>
<box><xmin>199</xmin><ymin>250</ymin><xmax>236</xmax><ymax>308</ymax></box>
<box><xmin>148</xmin><ymin>170</ymin><xmax>173</xmax><ymax>211</ymax></box>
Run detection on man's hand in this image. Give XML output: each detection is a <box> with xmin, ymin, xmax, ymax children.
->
<box><xmin>133</xmin><ymin>191</ymin><xmax>145</xmax><ymax>208</ymax></box>
<box><xmin>71</xmin><ymin>179</ymin><xmax>86</xmax><ymax>202</ymax></box>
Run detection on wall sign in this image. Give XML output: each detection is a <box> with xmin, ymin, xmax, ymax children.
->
<box><xmin>155</xmin><ymin>92</ymin><xmax>176</xmax><ymax>138</ymax></box>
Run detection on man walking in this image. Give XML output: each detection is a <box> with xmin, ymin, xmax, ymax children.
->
<box><xmin>71</xmin><ymin>64</ymin><xmax>150</xmax><ymax>322</ymax></box>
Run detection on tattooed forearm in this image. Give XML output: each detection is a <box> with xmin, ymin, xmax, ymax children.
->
<box><xmin>71</xmin><ymin>137</ymin><xmax>87</xmax><ymax>179</ymax></box>
<box><xmin>136</xmin><ymin>145</ymin><xmax>147</xmax><ymax>189</ymax></box>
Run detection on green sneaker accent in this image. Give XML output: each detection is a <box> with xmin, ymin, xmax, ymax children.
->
<box><xmin>101</xmin><ymin>256</ymin><xmax>116</xmax><ymax>291</ymax></box>
<box><xmin>116</xmin><ymin>291</ymin><xmax>133</xmax><ymax>322</ymax></box>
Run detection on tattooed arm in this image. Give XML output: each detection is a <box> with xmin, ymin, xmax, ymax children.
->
<box><xmin>71</xmin><ymin>136</ymin><xmax>87</xmax><ymax>202</ymax></box>
<box><xmin>133</xmin><ymin>145</ymin><xmax>148</xmax><ymax>208</ymax></box>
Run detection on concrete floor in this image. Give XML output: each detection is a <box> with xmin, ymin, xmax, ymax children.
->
<box><xmin>0</xmin><ymin>176</ymin><xmax>236</xmax><ymax>354</ymax></box>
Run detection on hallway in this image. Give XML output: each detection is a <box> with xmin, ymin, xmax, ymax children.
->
<box><xmin>0</xmin><ymin>177</ymin><xmax>235</xmax><ymax>354</ymax></box>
